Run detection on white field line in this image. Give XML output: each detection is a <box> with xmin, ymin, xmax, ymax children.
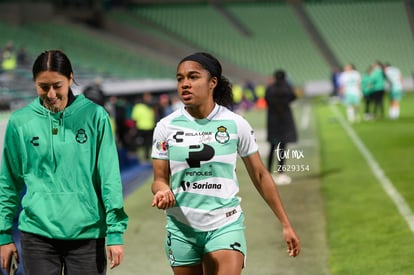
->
<box><xmin>330</xmin><ymin>104</ymin><xmax>414</xmax><ymax>233</ymax></box>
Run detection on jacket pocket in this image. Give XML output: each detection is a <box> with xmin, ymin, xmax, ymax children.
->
<box><xmin>21</xmin><ymin>191</ymin><xmax>104</xmax><ymax>239</ymax></box>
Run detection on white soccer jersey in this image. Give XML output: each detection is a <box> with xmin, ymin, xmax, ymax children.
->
<box><xmin>385</xmin><ymin>66</ymin><xmax>402</xmax><ymax>91</ymax></box>
<box><xmin>152</xmin><ymin>104</ymin><xmax>258</xmax><ymax>231</ymax></box>
<box><xmin>339</xmin><ymin>70</ymin><xmax>361</xmax><ymax>96</ymax></box>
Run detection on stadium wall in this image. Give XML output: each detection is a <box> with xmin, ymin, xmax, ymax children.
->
<box><xmin>0</xmin><ymin>2</ymin><xmax>53</xmax><ymax>24</ymax></box>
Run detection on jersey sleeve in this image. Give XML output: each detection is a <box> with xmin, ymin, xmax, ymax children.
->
<box><xmin>237</xmin><ymin>116</ymin><xmax>259</xmax><ymax>157</ymax></box>
<box><xmin>151</xmin><ymin>120</ymin><xmax>169</xmax><ymax>160</ymax></box>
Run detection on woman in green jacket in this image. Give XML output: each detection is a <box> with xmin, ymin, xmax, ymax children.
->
<box><xmin>0</xmin><ymin>50</ymin><xmax>128</xmax><ymax>274</ymax></box>
<box><xmin>368</xmin><ymin>61</ymin><xmax>386</xmax><ymax>119</ymax></box>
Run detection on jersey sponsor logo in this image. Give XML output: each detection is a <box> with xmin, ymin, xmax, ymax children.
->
<box><xmin>192</xmin><ymin>182</ymin><xmax>222</xmax><ymax>190</ymax></box>
<box><xmin>180</xmin><ymin>181</ymin><xmax>191</xmax><ymax>191</ymax></box>
<box><xmin>174</xmin><ymin>130</ymin><xmax>214</xmax><ymax>144</ymax></box>
<box><xmin>226</xmin><ymin>208</ymin><xmax>237</xmax><ymax>217</ymax></box>
<box><xmin>184</xmin><ymin>170</ymin><xmax>213</xmax><ymax>177</ymax></box>
<box><xmin>215</xmin><ymin>125</ymin><xmax>230</xmax><ymax>144</ymax></box>
<box><xmin>186</xmin><ymin>143</ymin><xmax>214</xmax><ymax>168</ymax></box>
<box><xmin>180</xmin><ymin>180</ymin><xmax>222</xmax><ymax>191</ymax></box>
<box><xmin>173</xmin><ymin>131</ymin><xmax>184</xmax><ymax>143</ymax></box>
<box><xmin>30</xmin><ymin>136</ymin><xmax>40</xmax><ymax>146</ymax></box>
<box><xmin>185</xmin><ymin>131</ymin><xmax>213</xmax><ymax>137</ymax></box>
<box><xmin>75</xmin><ymin>129</ymin><xmax>88</xmax><ymax>144</ymax></box>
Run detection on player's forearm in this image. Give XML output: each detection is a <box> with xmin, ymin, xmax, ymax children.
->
<box><xmin>263</xmin><ymin>189</ymin><xmax>293</xmax><ymax>228</ymax></box>
<box><xmin>151</xmin><ymin>180</ymin><xmax>170</xmax><ymax>195</ymax></box>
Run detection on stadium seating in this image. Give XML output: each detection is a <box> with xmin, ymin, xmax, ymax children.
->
<box><xmin>127</xmin><ymin>2</ymin><xmax>329</xmax><ymax>85</ymax></box>
<box><xmin>306</xmin><ymin>1</ymin><xmax>414</xmax><ymax>76</ymax></box>
<box><xmin>1</xmin><ymin>1</ymin><xmax>413</xmax><ymax>88</ymax></box>
<box><xmin>0</xmin><ymin>21</ymin><xmax>175</xmax><ymax>79</ymax></box>
<box><xmin>107</xmin><ymin>1</ymin><xmax>414</xmax><ymax>86</ymax></box>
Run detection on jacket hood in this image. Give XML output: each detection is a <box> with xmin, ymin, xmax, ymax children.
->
<box><xmin>29</xmin><ymin>91</ymin><xmax>88</xmax><ymax>118</ymax></box>
<box><xmin>27</xmin><ymin>92</ymin><xmax>91</xmax><ymax>171</ymax></box>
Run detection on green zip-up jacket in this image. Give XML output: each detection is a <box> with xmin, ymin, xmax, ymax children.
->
<box><xmin>369</xmin><ymin>67</ymin><xmax>386</xmax><ymax>92</ymax></box>
<box><xmin>0</xmin><ymin>94</ymin><xmax>128</xmax><ymax>246</ymax></box>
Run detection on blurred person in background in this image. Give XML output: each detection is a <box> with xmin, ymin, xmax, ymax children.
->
<box><xmin>339</xmin><ymin>64</ymin><xmax>362</xmax><ymax>123</ymax></box>
<box><xmin>265</xmin><ymin>69</ymin><xmax>298</xmax><ymax>185</ymax></box>
<box><xmin>156</xmin><ymin>93</ymin><xmax>174</xmax><ymax>121</ymax></box>
<box><xmin>384</xmin><ymin>63</ymin><xmax>403</xmax><ymax>120</ymax></box>
<box><xmin>131</xmin><ymin>92</ymin><xmax>155</xmax><ymax>161</ymax></box>
<box><xmin>17</xmin><ymin>47</ymin><xmax>29</xmax><ymax>68</ymax></box>
<box><xmin>151</xmin><ymin>52</ymin><xmax>300</xmax><ymax>275</ymax></box>
<box><xmin>330</xmin><ymin>65</ymin><xmax>342</xmax><ymax>102</ymax></box>
<box><xmin>361</xmin><ymin>65</ymin><xmax>374</xmax><ymax>120</ymax></box>
<box><xmin>0</xmin><ymin>50</ymin><xmax>128</xmax><ymax>275</ymax></box>
<box><xmin>83</xmin><ymin>77</ymin><xmax>105</xmax><ymax>107</ymax></box>
<box><xmin>1</xmin><ymin>41</ymin><xmax>17</xmax><ymax>79</ymax></box>
<box><xmin>242</xmin><ymin>79</ymin><xmax>257</xmax><ymax>110</ymax></box>
<box><xmin>368</xmin><ymin>61</ymin><xmax>386</xmax><ymax>119</ymax></box>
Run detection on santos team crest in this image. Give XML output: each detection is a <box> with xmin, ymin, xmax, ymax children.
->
<box><xmin>75</xmin><ymin>129</ymin><xmax>88</xmax><ymax>144</ymax></box>
<box><xmin>215</xmin><ymin>125</ymin><xmax>230</xmax><ymax>144</ymax></box>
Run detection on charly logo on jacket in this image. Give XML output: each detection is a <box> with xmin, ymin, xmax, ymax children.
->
<box><xmin>30</xmin><ymin>137</ymin><xmax>39</xmax><ymax>146</ymax></box>
<box><xmin>75</xmin><ymin>129</ymin><xmax>87</xmax><ymax>144</ymax></box>
<box><xmin>215</xmin><ymin>125</ymin><xmax>229</xmax><ymax>144</ymax></box>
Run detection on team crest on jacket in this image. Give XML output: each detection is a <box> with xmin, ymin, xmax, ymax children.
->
<box><xmin>75</xmin><ymin>129</ymin><xmax>88</xmax><ymax>144</ymax></box>
<box><xmin>215</xmin><ymin>125</ymin><xmax>229</xmax><ymax>144</ymax></box>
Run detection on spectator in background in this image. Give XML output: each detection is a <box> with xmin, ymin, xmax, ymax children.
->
<box><xmin>131</xmin><ymin>92</ymin><xmax>155</xmax><ymax>161</ymax></box>
<box><xmin>384</xmin><ymin>63</ymin><xmax>403</xmax><ymax>120</ymax></box>
<box><xmin>231</xmin><ymin>83</ymin><xmax>244</xmax><ymax>113</ymax></box>
<box><xmin>265</xmin><ymin>69</ymin><xmax>298</xmax><ymax>185</ymax></box>
<box><xmin>1</xmin><ymin>41</ymin><xmax>17</xmax><ymax>77</ymax></box>
<box><xmin>238</xmin><ymin>80</ymin><xmax>256</xmax><ymax>111</ymax></box>
<box><xmin>330</xmin><ymin>65</ymin><xmax>342</xmax><ymax>101</ymax></box>
<box><xmin>156</xmin><ymin>93</ymin><xmax>174</xmax><ymax>121</ymax></box>
<box><xmin>369</xmin><ymin>61</ymin><xmax>386</xmax><ymax>119</ymax></box>
<box><xmin>83</xmin><ymin>77</ymin><xmax>105</xmax><ymax>107</ymax></box>
<box><xmin>339</xmin><ymin>64</ymin><xmax>362</xmax><ymax>123</ymax></box>
<box><xmin>105</xmin><ymin>96</ymin><xmax>126</xmax><ymax>147</ymax></box>
<box><xmin>17</xmin><ymin>47</ymin><xmax>29</xmax><ymax>68</ymax></box>
<box><xmin>243</xmin><ymin>79</ymin><xmax>258</xmax><ymax>105</ymax></box>
<box><xmin>0</xmin><ymin>50</ymin><xmax>128</xmax><ymax>274</ymax></box>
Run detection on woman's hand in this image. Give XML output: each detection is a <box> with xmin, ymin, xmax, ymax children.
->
<box><xmin>107</xmin><ymin>245</ymin><xmax>124</xmax><ymax>269</ymax></box>
<box><xmin>0</xmin><ymin>243</ymin><xmax>18</xmax><ymax>272</ymax></box>
<box><xmin>152</xmin><ymin>189</ymin><xmax>176</xmax><ymax>209</ymax></box>
<box><xmin>283</xmin><ymin>227</ymin><xmax>301</xmax><ymax>257</ymax></box>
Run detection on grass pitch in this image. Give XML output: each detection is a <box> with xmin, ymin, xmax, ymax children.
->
<box><xmin>316</xmin><ymin>92</ymin><xmax>414</xmax><ymax>274</ymax></box>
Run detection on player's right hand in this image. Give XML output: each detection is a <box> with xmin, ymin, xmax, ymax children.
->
<box><xmin>152</xmin><ymin>189</ymin><xmax>176</xmax><ymax>209</ymax></box>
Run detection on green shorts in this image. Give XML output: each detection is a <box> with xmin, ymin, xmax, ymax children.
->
<box><xmin>389</xmin><ymin>89</ymin><xmax>403</xmax><ymax>101</ymax></box>
<box><xmin>344</xmin><ymin>93</ymin><xmax>361</xmax><ymax>106</ymax></box>
<box><xmin>165</xmin><ymin>213</ymin><xmax>247</xmax><ymax>267</ymax></box>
